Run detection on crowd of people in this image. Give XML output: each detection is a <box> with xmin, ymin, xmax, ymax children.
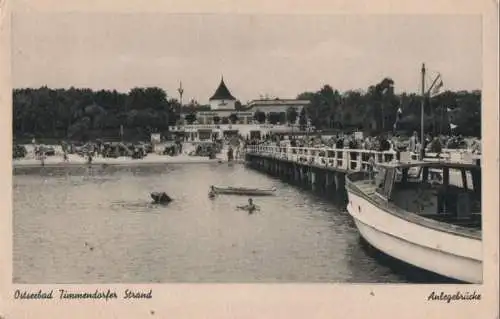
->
<box><xmin>241</xmin><ymin>131</ymin><xmax>481</xmax><ymax>156</ymax></box>
<box><xmin>14</xmin><ymin>130</ymin><xmax>481</xmax><ymax>167</ymax></box>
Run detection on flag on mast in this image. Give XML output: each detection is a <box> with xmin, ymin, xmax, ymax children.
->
<box><xmin>430</xmin><ymin>74</ymin><xmax>444</xmax><ymax>97</ymax></box>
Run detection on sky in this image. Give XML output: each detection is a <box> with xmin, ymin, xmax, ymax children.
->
<box><xmin>11</xmin><ymin>13</ymin><xmax>482</xmax><ymax>104</ymax></box>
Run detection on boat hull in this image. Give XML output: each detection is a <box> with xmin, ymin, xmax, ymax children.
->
<box><xmin>346</xmin><ymin>190</ymin><xmax>482</xmax><ymax>283</ymax></box>
<box><xmin>213</xmin><ymin>187</ymin><xmax>276</xmax><ymax>196</ymax></box>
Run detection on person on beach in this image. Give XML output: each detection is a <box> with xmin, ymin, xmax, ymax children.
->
<box><xmin>40</xmin><ymin>151</ymin><xmax>46</xmax><ymax>166</ymax></box>
<box><xmin>227</xmin><ymin>146</ymin><xmax>234</xmax><ymax>162</ymax></box>
<box><xmin>87</xmin><ymin>150</ymin><xmax>93</xmax><ymax>165</ymax></box>
<box><xmin>235</xmin><ymin>144</ymin><xmax>241</xmax><ymax>160</ymax></box>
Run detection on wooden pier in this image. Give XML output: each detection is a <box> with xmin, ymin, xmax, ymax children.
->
<box><xmin>244</xmin><ymin>145</ymin><xmax>479</xmax><ymax>201</ymax></box>
<box><xmin>244</xmin><ymin>145</ymin><xmax>398</xmax><ymax>200</ymax></box>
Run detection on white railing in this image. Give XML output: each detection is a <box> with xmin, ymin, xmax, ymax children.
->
<box><xmin>245</xmin><ymin>145</ymin><xmax>481</xmax><ymax>172</ymax></box>
<box><xmin>245</xmin><ymin>145</ymin><xmax>398</xmax><ymax>172</ymax></box>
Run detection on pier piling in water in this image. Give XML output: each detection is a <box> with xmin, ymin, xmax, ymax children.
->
<box><xmin>245</xmin><ymin>153</ymin><xmax>349</xmax><ymax>202</ymax></box>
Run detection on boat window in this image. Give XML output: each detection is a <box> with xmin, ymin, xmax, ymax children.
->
<box><xmin>374</xmin><ymin>167</ymin><xmax>387</xmax><ymax>191</ymax></box>
<box><xmin>383</xmin><ymin>168</ymin><xmax>396</xmax><ymax>199</ymax></box>
<box><xmin>375</xmin><ymin>167</ymin><xmax>396</xmax><ymax>201</ymax></box>
<box><xmin>449</xmin><ymin>168</ymin><xmax>473</xmax><ymax>190</ymax></box>
<box><xmin>395</xmin><ymin>168</ymin><xmax>403</xmax><ymax>182</ymax></box>
<box><xmin>426</xmin><ymin>167</ymin><xmax>444</xmax><ymax>185</ymax></box>
<box><xmin>407</xmin><ymin>165</ymin><xmax>422</xmax><ymax>180</ymax></box>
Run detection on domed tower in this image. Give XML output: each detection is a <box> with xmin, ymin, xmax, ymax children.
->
<box><xmin>209</xmin><ymin>76</ymin><xmax>237</xmax><ymax>110</ymax></box>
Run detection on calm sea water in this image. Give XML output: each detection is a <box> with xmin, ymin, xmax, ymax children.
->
<box><xmin>13</xmin><ymin>163</ymin><xmax>409</xmax><ymax>283</ymax></box>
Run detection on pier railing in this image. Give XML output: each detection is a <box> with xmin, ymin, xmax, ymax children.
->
<box><xmin>245</xmin><ymin>145</ymin><xmax>480</xmax><ymax>172</ymax></box>
<box><xmin>245</xmin><ymin>145</ymin><xmax>398</xmax><ymax>172</ymax></box>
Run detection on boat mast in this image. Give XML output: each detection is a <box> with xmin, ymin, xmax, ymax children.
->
<box><xmin>420</xmin><ymin>63</ymin><xmax>426</xmax><ymax>160</ymax></box>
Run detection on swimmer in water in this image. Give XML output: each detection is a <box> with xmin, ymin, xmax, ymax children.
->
<box><xmin>237</xmin><ymin>198</ymin><xmax>258</xmax><ymax>213</ymax></box>
<box><xmin>151</xmin><ymin>192</ymin><xmax>173</xmax><ymax>204</ymax></box>
<box><xmin>208</xmin><ymin>185</ymin><xmax>216</xmax><ymax>199</ymax></box>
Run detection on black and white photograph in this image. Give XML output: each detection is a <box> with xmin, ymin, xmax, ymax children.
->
<box><xmin>4</xmin><ymin>0</ymin><xmax>499</xmax><ymax>317</ymax></box>
<box><xmin>9</xmin><ymin>8</ymin><xmax>488</xmax><ymax>287</ymax></box>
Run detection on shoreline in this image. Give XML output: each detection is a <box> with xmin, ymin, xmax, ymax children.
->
<box><xmin>12</xmin><ymin>160</ymin><xmax>229</xmax><ymax>169</ymax></box>
<box><xmin>12</xmin><ymin>154</ymin><xmax>245</xmax><ymax>169</ymax></box>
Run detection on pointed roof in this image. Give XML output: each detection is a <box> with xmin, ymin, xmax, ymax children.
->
<box><xmin>209</xmin><ymin>76</ymin><xmax>236</xmax><ymax>101</ymax></box>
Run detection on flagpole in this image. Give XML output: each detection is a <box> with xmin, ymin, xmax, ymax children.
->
<box><xmin>420</xmin><ymin>63</ymin><xmax>426</xmax><ymax>160</ymax></box>
<box><xmin>429</xmin><ymin>73</ymin><xmax>441</xmax><ymax>137</ymax></box>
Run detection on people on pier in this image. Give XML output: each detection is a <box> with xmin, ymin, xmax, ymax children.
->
<box><xmin>368</xmin><ymin>155</ymin><xmax>376</xmax><ymax>182</ymax></box>
<box><xmin>429</xmin><ymin>136</ymin><xmax>443</xmax><ymax>156</ymax></box>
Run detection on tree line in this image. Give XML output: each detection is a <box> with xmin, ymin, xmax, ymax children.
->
<box><xmin>12</xmin><ymin>79</ymin><xmax>481</xmax><ymax>142</ymax></box>
<box><xmin>13</xmin><ymin>87</ymin><xmax>180</xmax><ymax>142</ymax></box>
<box><xmin>296</xmin><ymin>78</ymin><xmax>481</xmax><ymax>137</ymax></box>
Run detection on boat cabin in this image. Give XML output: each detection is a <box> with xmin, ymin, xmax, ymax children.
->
<box><xmin>374</xmin><ymin>161</ymin><xmax>481</xmax><ymax>229</ymax></box>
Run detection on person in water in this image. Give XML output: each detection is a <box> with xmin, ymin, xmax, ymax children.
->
<box><xmin>238</xmin><ymin>198</ymin><xmax>257</xmax><ymax>213</ymax></box>
<box><xmin>208</xmin><ymin>186</ymin><xmax>216</xmax><ymax>198</ymax></box>
<box><xmin>151</xmin><ymin>192</ymin><xmax>172</xmax><ymax>204</ymax></box>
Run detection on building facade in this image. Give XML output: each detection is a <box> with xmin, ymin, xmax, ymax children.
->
<box><xmin>173</xmin><ymin>77</ymin><xmax>311</xmax><ymax>140</ymax></box>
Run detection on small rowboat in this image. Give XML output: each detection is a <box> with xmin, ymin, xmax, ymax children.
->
<box><xmin>212</xmin><ymin>186</ymin><xmax>276</xmax><ymax>196</ymax></box>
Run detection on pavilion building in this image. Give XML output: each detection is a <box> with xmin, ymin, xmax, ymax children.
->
<box><xmin>208</xmin><ymin>76</ymin><xmax>237</xmax><ymax>110</ymax></box>
<box><xmin>171</xmin><ymin>76</ymin><xmax>311</xmax><ymax>140</ymax></box>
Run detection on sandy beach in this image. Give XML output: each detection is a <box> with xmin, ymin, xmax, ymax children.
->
<box><xmin>12</xmin><ymin>143</ymin><xmax>237</xmax><ymax>168</ymax></box>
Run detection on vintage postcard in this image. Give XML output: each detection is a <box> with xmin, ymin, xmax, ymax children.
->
<box><xmin>1</xmin><ymin>0</ymin><xmax>498</xmax><ymax>318</ymax></box>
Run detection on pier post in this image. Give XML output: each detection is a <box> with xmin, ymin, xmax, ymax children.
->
<box><xmin>318</xmin><ymin>170</ymin><xmax>326</xmax><ymax>194</ymax></box>
<box><xmin>336</xmin><ymin>173</ymin><xmax>347</xmax><ymax>200</ymax></box>
<box><xmin>325</xmin><ymin>172</ymin><xmax>331</xmax><ymax>191</ymax></box>
<box><xmin>310</xmin><ymin>169</ymin><xmax>316</xmax><ymax>191</ymax></box>
<box><xmin>334</xmin><ymin>172</ymin><xmax>340</xmax><ymax>192</ymax></box>
<box><xmin>293</xmin><ymin>164</ymin><xmax>299</xmax><ymax>184</ymax></box>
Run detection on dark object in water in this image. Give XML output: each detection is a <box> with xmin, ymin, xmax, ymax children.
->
<box><xmin>150</xmin><ymin>192</ymin><xmax>173</xmax><ymax>204</ymax></box>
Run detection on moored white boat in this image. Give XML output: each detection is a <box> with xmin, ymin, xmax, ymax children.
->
<box><xmin>345</xmin><ymin>161</ymin><xmax>482</xmax><ymax>283</ymax></box>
